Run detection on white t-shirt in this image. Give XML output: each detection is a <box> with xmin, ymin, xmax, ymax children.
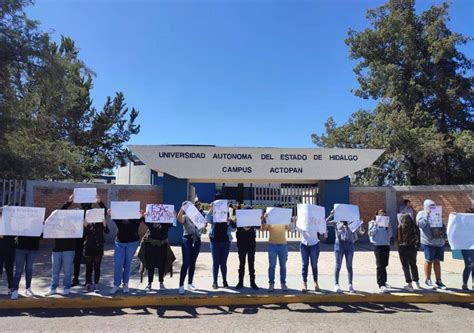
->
<box><xmin>300</xmin><ymin>230</ymin><xmax>320</xmax><ymax>246</ymax></box>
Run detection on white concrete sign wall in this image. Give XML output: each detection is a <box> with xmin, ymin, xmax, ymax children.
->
<box><xmin>128</xmin><ymin>145</ymin><xmax>384</xmax><ymax>183</ymax></box>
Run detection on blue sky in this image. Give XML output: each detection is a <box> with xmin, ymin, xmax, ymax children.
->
<box><xmin>27</xmin><ymin>0</ymin><xmax>473</xmax><ymax>148</ymax></box>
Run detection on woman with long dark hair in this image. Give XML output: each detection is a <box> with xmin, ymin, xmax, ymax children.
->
<box><xmin>396</xmin><ymin>213</ymin><xmax>420</xmax><ymax>291</ymax></box>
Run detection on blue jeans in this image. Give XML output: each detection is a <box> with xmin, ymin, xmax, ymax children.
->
<box><xmin>51</xmin><ymin>251</ymin><xmax>75</xmax><ymax>290</ymax></box>
<box><xmin>210</xmin><ymin>241</ymin><xmax>230</xmax><ymax>284</ymax></box>
<box><xmin>113</xmin><ymin>241</ymin><xmax>139</xmax><ymax>287</ymax></box>
<box><xmin>13</xmin><ymin>249</ymin><xmax>37</xmax><ymax>290</ymax></box>
<box><xmin>462</xmin><ymin>250</ymin><xmax>474</xmax><ymax>285</ymax></box>
<box><xmin>300</xmin><ymin>243</ymin><xmax>320</xmax><ymax>283</ymax></box>
<box><xmin>334</xmin><ymin>241</ymin><xmax>354</xmax><ymax>285</ymax></box>
<box><xmin>179</xmin><ymin>236</ymin><xmax>201</xmax><ymax>286</ymax></box>
<box><xmin>268</xmin><ymin>243</ymin><xmax>288</xmax><ymax>284</ymax></box>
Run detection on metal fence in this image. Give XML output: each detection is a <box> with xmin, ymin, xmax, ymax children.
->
<box><xmin>252</xmin><ymin>183</ymin><xmax>319</xmax><ymax>239</ymax></box>
<box><xmin>1</xmin><ymin>179</ymin><xmax>26</xmax><ymax>206</ymax></box>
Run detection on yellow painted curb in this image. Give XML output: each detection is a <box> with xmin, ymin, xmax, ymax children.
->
<box><xmin>1</xmin><ymin>292</ymin><xmax>473</xmax><ymax>310</ymax></box>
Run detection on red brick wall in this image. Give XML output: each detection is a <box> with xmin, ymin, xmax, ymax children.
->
<box><xmin>349</xmin><ymin>190</ymin><xmax>386</xmax><ymax>223</ymax></box>
<box><xmin>396</xmin><ymin>191</ymin><xmax>471</xmax><ymax>222</ymax></box>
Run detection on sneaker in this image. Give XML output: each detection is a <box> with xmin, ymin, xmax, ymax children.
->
<box><xmin>415</xmin><ymin>281</ymin><xmax>421</xmax><ymax>289</ymax></box>
<box><xmin>250</xmin><ymin>281</ymin><xmax>259</xmax><ymax>290</ymax></box>
<box><xmin>178</xmin><ymin>286</ymin><xmax>185</xmax><ymax>295</ymax></box>
<box><xmin>281</xmin><ymin>283</ymin><xmax>288</xmax><ymax>291</ymax></box>
<box><xmin>348</xmin><ymin>284</ymin><xmax>355</xmax><ymax>293</ymax></box>
<box><xmin>302</xmin><ymin>282</ymin><xmax>308</xmax><ymax>293</ymax></box>
<box><xmin>93</xmin><ymin>285</ymin><xmax>100</xmax><ymax>293</ymax></box>
<box><xmin>404</xmin><ymin>283</ymin><xmax>414</xmax><ymax>292</ymax></box>
<box><xmin>212</xmin><ymin>283</ymin><xmax>218</xmax><ymax>290</ymax></box>
<box><xmin>83</xmin><ymin>284</ymin><xmax>93</xmax><ymax>293</ymax></box>
<box><xmin>385</xmin><ymin>283</ymin><xmax>392</xmax><ymax>289</ymax></box>
<box><xmin>235</xmin><ymin>281</ymin><xmax>244</xmax><ymax>289</ymax></box>
<box><xmin>188</xmin><ymin>284</ymin><xmax>196</xmax><ymax>291</ymax></box>
<box><xmin>334</xmin><ymin>284</ymin><xmax>342</xmax><ymax>293</ymax></box>
<box><xmin>44</xmin><ymin>289</ymin><xmax>57</xmax><ymax>296</ymax></box>
<box><xmin>62</xmin><ymin>288</ymin><xmax>70</xmax><ymax>296</ymax></box>
<box><xmin>268</xmin><ymin>283</ymin><xmax>275</xmax><ymax>292</ymax></box>
<box><xmin>11</xmin><ymin>290</ymin><xmax>19</xmax><ymax>300</ymax></box>
<box><xmin>223</xmin><ymin>281</ymin><xmax>229</xmax><ymax>288</ymax></box>
<box><xmin>109</xmin><ymin>286</ymin><xmax>120</xmax><ymax>295</ymax></box>
<box><xmin>435</xmin><ymin>281</ymin><xmax>447</xmax><ymax>290</ymax></box>
<box><xmin>314</xmin><ymin>283</ymin><xmax>321</xmax><ymax>292</ymax></box>
<box><xmin>145</xmin><ymin>284</ymin><xmax>152</xmax><ymax>291</ymax></box>
<box><xmin>461</xmin><ymin>284</ymin><xmax>469</xmax><ymax>291</ymax></box>
<box><xmin>159</xmin><ymin>283</ymin><xmax>165</xmax><ymax>290</ymax></box>
<box><xmin>425</xmin><ymin>280</ymin><xmax>436</xmax><ymax>290</ymax></box>
<box><xmin>25</xmin><ymin>288</ymin><xmax>34</xmax><ymax>297</ymax></box>
<box><xmin>379</xmin><ymin>286</ymin><xmax>388</xmax><ymax>294</ymax></box>
<box><xmin>122</xmin><ymin>284</ymin><xmax>129</xmax><ymax>293</ymax></box>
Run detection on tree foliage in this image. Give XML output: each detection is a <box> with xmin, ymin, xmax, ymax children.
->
<box><xmin>312</xmin><ymin>0</ymin><xmax>473</xmax><ymax>185</ymax></box>
<box><xmin>0</xmin><ymin>0</ymin><xmax>140</xmax><ymax>181</ymax></box>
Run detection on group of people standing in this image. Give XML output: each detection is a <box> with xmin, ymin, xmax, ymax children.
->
<box><xmin>1</xmin><ymin>197</ymin><xmax>473</xmax><ymax>299</ymax></box>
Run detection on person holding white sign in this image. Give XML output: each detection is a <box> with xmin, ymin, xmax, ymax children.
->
<box><xmin>396</xmin><ymin>214</ymin><xmax>421</xmax><ymax>292</ymax></box>
<box><xmin>368</xmin><ymin>210</ymin><xmax>393</xmax><ymax>294</ymax></box>
<box><xmin>45</xmin><ymin>196</ymin><xmax>82</xmax><ymax>297</ymax></box>
<box><xmin>416</xmin><ymin>199</ymin><xmax>447</xmax><ymax>290</ymax></box>
<box><xmin>142</xmin><ymin>207</ymin><xmax>173</xmax><ymax>291</ymax></box>
<box><xmin>326</xmin><ymin>209</ymin><xmax>365</xmax><ymax>293</ymax></box>
<box><xmin>459</xmin><ymin>208</ymin><xmax>474</xmax><ymax>292</ymax></box>
<box><xmin>231</xmin><ymin>207</ymin><xmax>260</xmax><ymax>290</ymax></box>
<box><xmin>109</xmin><ymin>205</ymin><xmax>145</xmax><ymax>295</ymax></box>
<box><xmin>82</xmin><ymin>197</ymin><xmax>108</xmax><ymax>293</ymax></box>
<box><xmin>176</xmin><ymin>201</ymin><xmax>206</xmax><ymax>295</ymax></box>
<box><xmin>206</xmin><ymin>201</ymin><xmax>234</xmax><ymax>289</ymax></box>
<box><xmin>0</xmin><ymin>207</ymin><xmax>16</xmax><ymax>295</ymax></box>
<box><xmin>261</xmin><ymin>205</ymin><xmax>291</xmax><ymax>292</ymax></box>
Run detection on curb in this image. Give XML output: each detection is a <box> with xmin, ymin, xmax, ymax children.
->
<box><xmin>1</xmin><ymin>292</ymin><xmax>473</xmax><ymax>310</ymax></box>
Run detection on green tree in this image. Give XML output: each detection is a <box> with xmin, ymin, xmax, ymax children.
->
<box><xmin>0</xmin><ymin>1</ymin><xmax>140</xmax><ymax>180</ymax></box>
<box><xmin>312</xmin><ymin>0</ymin><xmax>473</xmax><ymax>185</ymax></box>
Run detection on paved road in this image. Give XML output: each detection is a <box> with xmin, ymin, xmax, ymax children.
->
<box><xmin>0</xmin><ymin>303</ymin><xmax>472</xmax><ymax>332</ymax></box>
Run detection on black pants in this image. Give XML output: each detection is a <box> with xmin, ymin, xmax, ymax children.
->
<box><xmin>374</xmin><ymin>245</ymin><xmax>390</xmax><ymax>287</ymax></box>
<box><xmin>0</xmin><ymin>252</ymin><xmax>15</xmax><ymax>290</ymax></box>
<box><xmin>85</xmin><ymin>255</ymin><xmax>103</xmax><ymax>285</ymax></box>
<box><xmin>73</xmin><ymin>242</ymin><xmax>84</xmax><ymax>282</ymax></box>
<box><xmin>238</xmin><ymin>245</ymin><xmax>256</xmax><ymax>281</ymax></box>
<box><xmin>398</xmin><ymin>245</ymin><xmax>419</xmax><ymax>283</ymax></box>
<box><xmin>146</xmin><ymin>243</ymin><xmax>167</xmax><ymax>284</ymax></box>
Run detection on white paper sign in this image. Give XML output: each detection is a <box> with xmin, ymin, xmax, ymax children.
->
<box><xmin>145</xmin><ymin>204</ymin><xmax>174</xmax><ymax>224</ymax></box>
<box><xmin>376</xmin><ymin>215</ymin><xmax>390</xmax><ymax>228</ymax></box>
<box><xmin>1</xmin><ymin>206</ymin><xmax>45</xmax><ymax>236</ymax></box>
<box><xmin>85</xmin><ymin>208</ymin><xmax>105</xmax><ymax>223</ymax></box>
<box><xmin>0</xmin><ymin>215</ymin><xmax>5</xmax><ymax>235</ymax></box>
<box><xmin>212</xmin><ymin>200</ymin><xmax>228</xmax><ymax>223</ymax></box>
<box><xmin>447</xmin><ymin>213</ymin><xmax>474</xmax><ymax>250</ymax></box>
<box><xmin>73</xmin><ymin>188</ymin><xmax>97</xmax><ymax>204</ymax></box>
<box><xmin>349</xmin><ymin>220</ymin><xmax>363</xmax><ymax>232</ymax></box>
<box><xmin>183</xmin><ymin>202</ymin><xmax>206</xmax><ymax>229</ymax></box>
<box><xmin>296</xmin><ymin>204</ymin><xmax>326</xmax><ymax>233</ymax></box>
<box><xmin>43</xmin><ymin>210</ymin><xmax>84</xmax><ymax>239</ymax></box>
<box><xmin>334</xmin><ymin>204</ymin><xmax>360</xmax><ymax>222</ymax></box>
<box><xmin>236</xmin><ymin>209</ymin><xmax>262</xmax><ymax>227</ymax></box>
<box><xmin>111</xmin><ymin>201</ymin><xmax>141</xmax><ymax>220</ymax></box>
<box><xmin>266</xmin><ymin>207</ymin><xmax>292</xmax><ymax>225</ymax></box>
<box><xmin>429</xmin><ymin>206</ymin><xmax>443</xmax><ymax>227</ymax></box>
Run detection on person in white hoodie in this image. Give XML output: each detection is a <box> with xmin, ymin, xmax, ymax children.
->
<box><xmin>416</xmin><ymin>199</ymin><xmax>447</xmax><ymax>290</ymax></box>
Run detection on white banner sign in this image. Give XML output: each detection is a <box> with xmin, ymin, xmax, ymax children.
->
<box><xmin>212</xmin><ymin>200</ymin><xmax>228</xmax><ymax>223</ymax></box>
<box><xmin>349</xmin><ymin>220</ymin><xmax>363</xmax><ymax>233</ymax></box>
<box><xmin>376</xmin><ymin>215</ymin><xmax>390</xmax><ymax>228</ymax></box>
<box><xmin>296</xmin><ymin>204</ymin><xmax>326</xmax><ymax>233</ymax></box>
<box><xmin>236</xmin><ymin>209</ymin><xmax>262</xmax><ymax>227</ymax></box>
<box><xmin>183</xmin><ymin>202</ymin><xmax>206</xmax><ymax>229</ymax></box>
<box><xmin>333</xmin><ymin>204</ymin><xmax>360</xmax><ymax>222</ymax></box>
<box><xmin>447</xmin><ymin>213</ymin><xmax>474</xmax><ymax>250</ymax></box>
<box><xmin>111</xmin><ymin>201</ymin><xmax>141</xmax><ymax>220</ymax></box>
<box><xmin>429</xmin><ymin>206</ymin><xmax>443</xmax><ymax>227</ymax></box>
<box><xmin>85</xmin><ymin>208</ymin><xmax>105</xmax><ymax>223</ymax></box>
<box><xmin>43</xmin><ymin>210</ymin><xmax>84</xmax><ymax>239</ymax></box>
<box><xmin>145</xmin><ymin>204</ymin><xmax>175</xmax><ymax>224</ymax></box>
<box><xmin>266</xmin><ymin>207</ymin><xmax>292</xmax><ymax>225</ymax></box>
<box><xmin>73</xmin><ymin>188</ymin><xmax>97</xmax><ymax>204</ymax></box>
<box><xmin>1</xmin><ymin>206</ymin><xmax>45</xmax><ymax>236</ymax></box>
